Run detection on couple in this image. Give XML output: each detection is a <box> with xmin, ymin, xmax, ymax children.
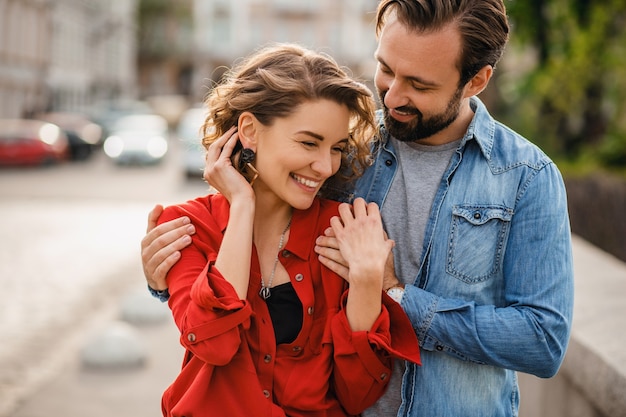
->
<box><xmin>142</xmin><ymin>1</ymin><xmax>574</xmax><ymax>417</ymax></box>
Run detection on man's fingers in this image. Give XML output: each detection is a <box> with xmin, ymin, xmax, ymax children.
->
<box><xmin>147</xmin><ymin>250</ymin><xmax>182</xmax><ymax>291</ymax></box>
<box><xmin>146</xmin><ymin>204</ymin><xmax>164</xmax><ymax>233</ymax></box>
<box><xmin>141</xmin><ymin>217</ymin><xmax>195</xmax><ymax>288</ymax></box>
<box><xmin>314</xmin><ymin>240</ymin><xmax>347</xmax><ymax>268</ymax></box>
<box><xmin>316</xmin><ymin>233</ymin><xmax>339</xmax><ymax>250</ymax></box>
<box><xmin>318</xmin><ymin>254</ymin><xmax>350</xmax><ymax>281</ymax></box>
<box><xmin>142</xmin><ymin>233</ymin><xmax>191</xmax><ymax>290</ymax></box>
<box><xmin>142</xmin><ymin>216</ymin><xmax>193</xmax><ymax>253</ymax></box>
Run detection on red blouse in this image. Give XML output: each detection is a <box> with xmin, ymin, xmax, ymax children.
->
<box><xmin>158</xmin><ymin>194</ymin><xmax>421</xmax><ymax>417</ymax></box>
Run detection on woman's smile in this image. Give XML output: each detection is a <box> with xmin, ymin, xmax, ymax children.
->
<box><xmin>291</xmin><ymin>173</ymin><xmax>321</xmax><ymax>190</ymax></box>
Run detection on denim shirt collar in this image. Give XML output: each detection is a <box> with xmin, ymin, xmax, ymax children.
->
<box><xmin>463</xmin><ymin>96</ymin><xmax>495</xmax><ymax>161</ymax></box>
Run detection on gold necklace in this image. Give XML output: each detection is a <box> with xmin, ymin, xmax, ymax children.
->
<box><xmin>259</xmin><ymin>217</ymin><xmax>292</xmax><ymax>300</ymax></box>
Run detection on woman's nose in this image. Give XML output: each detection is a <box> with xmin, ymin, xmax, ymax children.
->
<box><xmin>311</xmin><ymin>151</ymin><xmax>334</xmax><ymax>178</ymax></box>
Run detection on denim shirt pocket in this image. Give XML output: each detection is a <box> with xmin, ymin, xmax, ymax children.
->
<box><xmin>447</xmin><ymin>205</ymin><xmax>513</xmax><ymax>284</ymax></box>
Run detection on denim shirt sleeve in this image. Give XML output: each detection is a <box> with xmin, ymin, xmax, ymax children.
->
<box><xmin>148</xmin><ymin>285</ymin><xmax>170</xmax><ymax>302</ymax></box>
<box><xmin>401</xmin><ymin>161</ymin><xmax>574</xmax><ymax>378</ymax></box>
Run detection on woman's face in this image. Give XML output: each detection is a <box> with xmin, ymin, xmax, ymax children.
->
<box><xmin>253</xmin><ymin>99</ymin><xmax>351</xmax><ymax>210</ymax></box>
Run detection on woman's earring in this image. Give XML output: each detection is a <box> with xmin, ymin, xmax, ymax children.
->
<box><xmin>240</xmin><ymin>148</ymin><xmax>259</xmax><ymax>186</ymax></box>
<box><xmin>241</xmin><ymin>148</ymin><xmax>256</xmax><ymax>164</ymax></box>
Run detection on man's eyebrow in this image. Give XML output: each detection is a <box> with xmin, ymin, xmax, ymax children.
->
<box><xmin>375</xmin><ymin>54</ymin><xmax>439</xmax><ymax>87</ymax></box>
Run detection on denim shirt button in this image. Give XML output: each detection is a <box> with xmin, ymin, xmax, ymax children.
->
<box><xmin>473</xmin><ymin>212</ymin><xmax>481</xmax><ymax>219</ymax></box>
<box><xmin>436</xmin><ymin>345</ymin><xmax>444</xmax><ymax>351</ymax></box>
<box><xmin>385</xmin><ymin>159</ymin><xmax>393</xmax><ymax>166</ymax></box>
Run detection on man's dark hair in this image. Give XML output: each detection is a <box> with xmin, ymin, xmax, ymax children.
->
<box><xmin>376</xmin><ymin>0</ymin><xmax>510</xmax><ymax>85</ymax></box>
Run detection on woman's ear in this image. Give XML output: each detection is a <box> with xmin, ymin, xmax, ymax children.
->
<box><xmin>237</xmin><ymin>112</ymin><xmax>258</xmax><ymax>150</ymax></box>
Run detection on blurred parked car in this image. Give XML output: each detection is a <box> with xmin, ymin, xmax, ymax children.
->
<box><xmin>103</xmin><ymin>114</ymin><xmax>169</xmax><ymax>165</ymax></box>
<box><xmin>35</xmin><ymin>112</ymin><xmax>103</xmax><ymax>161</ymax></box>
<box><xmin>146</xmin><ymin>94</ymin><xmax>189</xmax><ymax>127</ymax></box>
<box><xmin>176</xmin><ymin>107</ymin><xmax>207</xmax><ymax>178</ymax></box>
<box><xmin>0</xmin><ymin>119</ymin><xmax>69</xmax><ymax>166</ymax></box>
<box><xmin>88</xmin><ymin>99</ymin><xmax>154</xmax><ymax>139</ymax></box>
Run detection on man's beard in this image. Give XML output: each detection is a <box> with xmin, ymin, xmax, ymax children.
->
<box><xmin>379</xmin><ymin>87</ymin><xmax>463</xmax><ymax>142</ymax></box>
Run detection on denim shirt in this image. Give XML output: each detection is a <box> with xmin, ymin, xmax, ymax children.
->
<box><xmin>351</xmin><ymin>97</ymin><xmax>574</xmax><ymax>417</ymax></box>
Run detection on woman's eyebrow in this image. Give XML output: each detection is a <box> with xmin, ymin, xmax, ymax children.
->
<box><xmin>295</xmin><ymin>131</ymin><xmax>350</xmax><ymax>144</ymax></box>
<box><xmin>295</xmin><ymin>130</ymin><xmax>324</xmax><ymax>140</ymax></box>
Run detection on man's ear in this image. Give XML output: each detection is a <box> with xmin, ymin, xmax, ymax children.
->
<box><xmin>464</xmin><ymin>65</ymin><xmax>493</xmax><ymax>98</ymax></box>
<box><xmin>237</xmin><ymin>112</ymin><xmax>258</xmax><ymax>150</ymax></box>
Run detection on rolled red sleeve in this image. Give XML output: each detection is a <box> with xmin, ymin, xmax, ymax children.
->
<box><xmin>330</xmin><ymin>292</ymin><xmax>421</xmax><ymax>414</ymax></box>
<box><xmin>190</xmin><ymin>261</ymin><xmax>246</xmax><ymax>311</ymax></box>
<box><xmin>174</xmin><ymin>261</ymin><xmax>253</xmax><ymax>366</ymax></box>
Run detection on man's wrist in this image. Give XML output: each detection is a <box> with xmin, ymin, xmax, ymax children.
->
<box><xmin>148</xmin><ymin>285</ymin><xmax>170</xmax><ymax>302</ymax></box>
<box><xmin>385</xmin><ymin>284</ymin><xmax>405</xmax><ymax>304</ymax></box>
<box><xmin>384</xmin><ymin>281</ymin><xmax>404</xmax><ymax>292</ymax></box>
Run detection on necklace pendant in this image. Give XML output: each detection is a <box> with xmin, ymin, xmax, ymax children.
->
<box><xmin>259</xmin><ymin>286</ymin><xmax>271</xmax><ymax>300</ymax></box>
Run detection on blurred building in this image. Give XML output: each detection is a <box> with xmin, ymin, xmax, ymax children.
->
<box><xmin>1</xmin><ymin>0</ymin><xmax>381</xmax><ymax>119</ymax></box>
<box><xmin>135</xmin><ymin>0</ymin><xmax>380</xmax><ymax>118</ymax></box>
<box><xmin>0</xmin><ymin>0</ymin><xmax>138</xmax><ymax>119</ymax></box>
<box><xmin>137</xmin><ymin>0</ymin><xmax>380</xmax><ymax>105</ymax></box>
<box><xmin>188</xmin><ymin>0</ymin><xmax>380</xmax><ymax>103</ymax></box>
<box><xmin>0</xmin><ymin>0</ymin><xmax>51</xmax><ymax>118</ymax></box>
<box><xmin>137</xmin><ymin>0</ymin><xmax>194</xmax><ymax>99</ymax></box>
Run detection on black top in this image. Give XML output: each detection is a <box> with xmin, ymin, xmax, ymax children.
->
<box><xmin>265</xmin><ymin>282</ymin><xmax>303</xmax><ymax>344</ymax></box>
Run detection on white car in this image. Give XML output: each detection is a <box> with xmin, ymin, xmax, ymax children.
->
<box><xmin>177</xmin><ymin>107</ymin><xmax>207</xmax><ymax>178</ymax></box>
<box><xmin>103</xmin><ymin>114</ymin><xmax>169</xmax><ymax>165</ymax></box>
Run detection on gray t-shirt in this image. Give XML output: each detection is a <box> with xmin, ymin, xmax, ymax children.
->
<box><xmin>363</xmin><ymin>137</ymin><xmax>460</xmax><ymax>417</ymax></box>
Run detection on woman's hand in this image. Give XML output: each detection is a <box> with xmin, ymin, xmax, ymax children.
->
<box><xmin>329</xmin><ymin>198</ymin><xmax>394</xmax><ymax>331</ymax></box>
<box><xmin>204</xmin><ymin>126</ymin><xmax>255</xmax><ymax>204</ymax></box>
<box><xmin>330</xmin><ymin>198</ymin><xmax>394</xmax><ymax>288</ymax></box>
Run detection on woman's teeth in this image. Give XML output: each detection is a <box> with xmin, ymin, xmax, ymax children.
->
<box><xmin>293</xmin><ymin>174</ymin><xmax>319</xmax><ymax>188</ymax></box>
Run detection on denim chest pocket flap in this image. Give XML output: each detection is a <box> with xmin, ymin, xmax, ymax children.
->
<box><xmin>447</xmin><ymin>205</ymin><xmax>513</xmax><ymax>283</ymax></box>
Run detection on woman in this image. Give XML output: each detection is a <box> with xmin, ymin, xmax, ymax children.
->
<box><xmin>157</xmin><ymin>43</ymin><xmax>420</xmax><ymax>417</ymax></box>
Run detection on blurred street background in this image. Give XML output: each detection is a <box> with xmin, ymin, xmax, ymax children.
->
<box><xmin>0</xmin><ymin>1</ymin><xmax>625</xmax><ymax>416</ymax></box>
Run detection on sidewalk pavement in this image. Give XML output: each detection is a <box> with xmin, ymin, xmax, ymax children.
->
<box><xmin>0</xmin><ymin>199</ymin><xmax>185</xmax><ymax>417</ymax></box>
<box><xmin>9</xmin><ymin>282</ymin><xmax>184</xmax><ymax>417</ymax></box>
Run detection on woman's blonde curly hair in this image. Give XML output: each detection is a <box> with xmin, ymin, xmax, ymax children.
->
<box><xmin>201</xmin><ymin>43</ymin><xmax>377</xmax><ymax>192</ymax></box>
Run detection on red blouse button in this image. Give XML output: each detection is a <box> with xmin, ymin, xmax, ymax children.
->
<box><xmin>187</xmin><ymin>333</ymin><xmax>196</xmax><ymax>343</ymax></box>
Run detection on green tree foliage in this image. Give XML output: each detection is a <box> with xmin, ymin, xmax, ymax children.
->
<box><xmin>501</xmin><ymin>0</ymin><xmax>626</xmax><ymax>168</ymax></box>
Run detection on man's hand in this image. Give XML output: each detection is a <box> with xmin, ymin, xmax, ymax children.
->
<box><xmin>315</xmin><ymin>227</ymin><xmax>349</xmax><ymax>280</ymax></box>
<box><xmin>141</xmin><ymin>204</ymin><xmax>195</xmax><ymax>290</ymax></box>
<box><xmin>382</xmin><ymin>249</ymin><xmax>401</xmax><ymax>291</ymax></box>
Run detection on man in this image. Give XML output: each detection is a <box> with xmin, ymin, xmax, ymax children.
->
<box><xmin>141</xmin><ymin>1</ymin><xmax>574</xmax><ymax>416</ymax></box>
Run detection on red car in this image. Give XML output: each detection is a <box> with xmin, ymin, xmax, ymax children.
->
<box><xmin>0</xmin><ymin>119</ymin><xmax>70</xmax><ymax>166</ymax></box>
